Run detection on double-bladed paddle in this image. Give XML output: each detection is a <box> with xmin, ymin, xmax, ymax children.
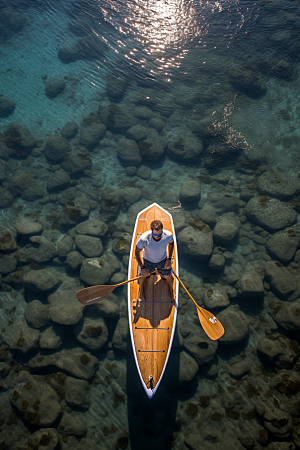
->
<box><xmin>172</xmin><ymin>270</ymin><xmax>224</xmax><ymax>341</ymax></box>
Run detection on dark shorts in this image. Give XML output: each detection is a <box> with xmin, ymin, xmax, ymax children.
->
<box><xmin>137</xmin><ymin>257</ymin><xmax>172</xmax><ymax>277</ymax></box>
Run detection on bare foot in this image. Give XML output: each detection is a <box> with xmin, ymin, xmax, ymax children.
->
<box><xmin>139</xmin><ymin>290</ymin><xmax>146</xmax><ymax>302</ymax></box>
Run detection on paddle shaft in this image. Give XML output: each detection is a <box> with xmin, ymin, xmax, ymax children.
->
<box><xmin>172</xmin><ymin>270</ymin><xmax>203</xmax><ymax>315</ymax></box>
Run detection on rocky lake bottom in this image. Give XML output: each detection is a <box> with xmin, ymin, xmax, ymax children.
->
<box><xmin>1</xmin><ymin>0</ymin><xmax>300</xmax><ymax>449</ymax></box>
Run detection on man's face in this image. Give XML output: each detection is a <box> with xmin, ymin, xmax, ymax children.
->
<box><xmin>152</xmin><ymin>227</ymin><xmax>163</xmax><ymax>241</ymax></box>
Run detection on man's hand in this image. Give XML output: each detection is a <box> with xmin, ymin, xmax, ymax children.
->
<box><xmin>164</xmin><ymin>259</ymin><xmax>172</xmax><ymax>269</ymax></box>
<box><xmin>141</xmin><ymin>267</ymin><xmax>150</xmax><ymax>277</ymax></box>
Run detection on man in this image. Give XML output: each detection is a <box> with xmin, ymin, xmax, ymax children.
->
<box><xmin>135</xmin><ymin>219</ymin><xmax>174</xmax><ymax>301</ymax></box>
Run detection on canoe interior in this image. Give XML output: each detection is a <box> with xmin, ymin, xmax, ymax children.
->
<box><xmin>128</xmin><ymin>203</ymin><xmax>178</xmax><ymax>397</ymax></box>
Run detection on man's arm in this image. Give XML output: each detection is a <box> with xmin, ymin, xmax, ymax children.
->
<box><xmin>167</xmin><ymin>240</ymin><xmax>174</xmax><ymax>260</ymax></box>
<box><xmin>135</xmin><ymin>245</ymin><xmax>149</xmax><ymax>277</ymax></box>
<box><xmin>165</xmin><ymin>240</ymin><xmax>174</xmax><ymax>269</ymax></box>
<box><xmin>135</xmin><ymin>245</ymin><xmax>144</xmax><ymax>267</ymax></box>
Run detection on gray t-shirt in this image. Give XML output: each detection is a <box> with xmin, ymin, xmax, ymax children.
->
<box><xmin>136</xmin><ymin>230</ymin><xmax>173</xmax><ymax>263</ymax></box>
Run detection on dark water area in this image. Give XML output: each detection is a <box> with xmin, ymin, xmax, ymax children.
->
<box><xmin>1</xmin><ymin>0</ymin><xmax>300</xmax><ymax>449</ymax></box>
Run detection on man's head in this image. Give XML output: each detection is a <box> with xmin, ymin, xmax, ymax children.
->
<box><xmin>151</xmin><ymin>220</ymin><xmax>163</xmax><ymax>240</ymax></box>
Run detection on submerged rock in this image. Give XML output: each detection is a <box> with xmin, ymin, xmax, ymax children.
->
<box><xmin>257</xmin><ymin>169</ymin><xmax>300</xmax><ymax>199</ymax></box>
<box><xmin>22</xmin><ymin>269</ymin><xmax>60</xmax><ymax>292</ymax></box>
<box><xmin>167</xmin><ymin>132</ymin><xmax>203</xmax><ymax>161</ymax></box>
<box><xmin>28</xmin><ymin>428</ymin><xmax>59</xmax><ymax>450</ymax></box>
<box><xmin>100</xmin><ymin>103</ymin><xmax>137</xmax><ymax>133</ymax></box>
<box><xmin>39</xmin><ymin>325</ymin><xmax>65</xmax><ymax>350</ymax></box>
<box><xmin>257</xmin><ymin>334</ymin><xmax>298</xmax><ymax>369</ymax></box>
<box><xmin>60</xmin><ymin>120</ymin><xmax>79</xmax><ymax>139</ymax></box>
<box><xmin>264</xmin><ymin>261</ymin><xmax>299</xmax><ymax>300</ymax></box>
<box><xmin>47</xmin><ymin>169</ymin><xmax>70</xmax><ymax>192</ymax></box>
<box><xmin>48</xmin><ymin>277</ymin><xmax>84</xmax><ymax>326</ymax></box>
<box><xmin>2</xmin><ymin>122</ymin><xmax>36</xmax><ymax>156</ymax></box>
<box><xmin>44</xmin><ymin>136</ymin><xmax>71</xmax><ymax>162</ymax></box>
<box><xmin>138</xmin><ymin>128</ymin><xmax>167</xmax><ymax>160</ymax></box>
<box><xmin>218</xmin><ymin>307</ymin><xmax>249</xmax><ymax>345</ymax></box>
<box><xmin>74</xmin><ymin>316</ymin><xmax>109</xmax><ymax>351</ymax></box>
<box><xmin>10</xmin><ymin>371</ymin><xmax>61</xmax><ymax>426</ymax></box>
<box><xmin>106</xmin><ymin>72</ymin><xmax>130</xmax><ymax>102</ymax></box>
<box><xmin>235</xmin><ymin>265</ymin><xmax>264</xmax><ymax>299</ymax></box>
<box><xmin>117</xmin><ymin>139</ymin><xmax>142</xmax><ymax>166</ymax></box>
<box><xmin>29</xmin><ymin>348</ymin><xmax>99</xmax><ymax>379</ymax></box>
<box><xmin>15</xmin><ymin>219</ymin><xmax>43</xmax><ymax>236</ymax></box>
<box><xmin>0</xmin><ymin>95</ymin><xmax>15</xmax><ymax>117</ymax></box>
<box><xmin>269</xmin><ymin>299</ymin><xmax>300</xmax><ymax>331</ymax></box>
<box><xmin>79</xmin><ymin>121</ymin><xmax>106</xmax><ymax>148</ymax></box>
<box><xmin>45</xmin><ymin>78</ymin><xmax>66</xmax><ymax>99</ymax></box>
<box><xmin>65</xmin><ymin>377</ymin><xmax>91</xmax><ymax>409</ymax></box>
<box><xmin>180</xmin><ymin>179</ymin><xmax>201</xmax><ymax>203</ymax></box>
<box><xmin>266</xmin><ymin>230</ymin><xmax>299</xmax><ymax>263</ymax></box>
<box><xmin>17</xmin><ymin>235</ymin><xmax>57</xmax><ymax>263</ymax></box>
<box><xmin>76</xmin><ymin>219</ymin><xmax>108</xmax><ymax>237</ymax></box>
<box><xmin>183</xmin><ymin>330</ymin><xmax>218</xmax><ymax>366</ymax></box>
<box><xmin>203</xmin><ymin>286</ymin><xmax>230</xmax><ymax>309</ymax></box>
<box><xmin>178</xmin><ymin>226</ymin><xmax>213</xmax><ymax>262</ymax></box>
<box><xmin>213</xmin><ymin>213</ymin><xmax>240</xmax><ymax>246</ymax></box>
<box><xmin>179</xmin><ymin>351</ymin><xmax>199</xmax><ymax>383</ymax></box>
<box><xmin>25</xmin><ymin>300</ymin><xmax>50</xmax><ymax>329</ymax></box>
<box><xmin>112</xmin><ymin>317</ymin><xmax>129</xmax><ymax>353</ymax></box>
<box><xmin>9</xmin><ymin>169</ymin><xmax>45</xmax><ymax>201</ymax></box>
<box><xmin>80</xmin><ymin>252</ymin><xmax>120</xmax><ymax>285</ymax></box>
<box><xmin>58</xmin><ymin>411</ymin><xmax>87</xmax><ymax>436</ymax></box>
<box><xmin>75</xmin><ymin>234</ymin><xmax>103</xmax><ymax>258</ymax></box>
<box><xmin>245</xmin><ymin>197</ymin><xmax>297</xmax><ymax>232</ymax></box>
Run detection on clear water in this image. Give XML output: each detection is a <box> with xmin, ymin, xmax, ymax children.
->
<box><xmin>1</xmin><ymin>0</ymin><xmax>300</xmax><ymax>448</ymax></box>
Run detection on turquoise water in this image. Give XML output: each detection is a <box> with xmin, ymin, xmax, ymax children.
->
<box><xmin>1</xmin><ymin>0</ymin><xmax>300</xmax><ymax>448</ymax></box>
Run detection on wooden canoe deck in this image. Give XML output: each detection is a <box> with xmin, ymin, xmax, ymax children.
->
<box><xmin>128</xmin><ymin>203</ymin><xmax>178</xmax><ymax>397</ymax></box>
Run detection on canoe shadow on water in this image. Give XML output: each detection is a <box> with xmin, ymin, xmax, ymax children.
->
<box><xmin>132</xmin><ymin>274</ymin><xmax>174</xmax><ymax>328</ymax></box>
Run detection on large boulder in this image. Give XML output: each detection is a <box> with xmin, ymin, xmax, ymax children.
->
<box><xmin>245</xmin><ymin>197</ymin><xmax>297</xmax><ymax>232</ymax></box>
<box><xmin>125</xmin><ymin>124</ymin><xmax>147</xmax><ymax>142</ymax></box>
<box><xmin>218</xmin><ymin>307</ymin><xmax>249</xmax><ymax>345</ymax></box>
<box><xmin>9</xmin><ymin>170</ymin><xmax>45</xmax><ymax>201</ymax></box>
<box><xmin>203</xmin><ymin>285</ymin><xmax>230</xmax><ymax>310</ymax></box>
<box><xmin>65</xmin><ymin>377</ymin><xmax>91</xmax><ymax>409</ymax></box>
<box><xmin>60</xmin><ymin>120</ymin><xmax>78</xmax><ymax>139</ymax></box>
<box><xmin>264</xmin><ymin>261</ymin><xmax>299</xmax><ymax>300</ymax></box>
<box><xmin>74</xmin><ymin>316</ymin><xmax>109</xmax><ymax>351</ymax></box>
<box><xmin>100</xmin><ymin>104</ymin><xmax>137</xmax><ymax>134</ymax></box>
<box><xmin>79</xmin><ymin>121</ymin><xmax>106</xmax><ymax>148</ymax></box>
<box><xmin>178</xmin><ymin>226</ymin><xmax>213</xmax><ymax>261</ymax></box>
<box><xmin>167</xmin><ymin>132</ymin><xmax>203</xmax><ymax>162</ymax></box>
<box><xmin>235</xmin><ymin>265</ymin><xmax>264</xmax><ymax>299</ymax></box>
<box><xmin>266</xmin><ymin>230</ymin><xmax>299</xmax><ymax>263</ymax></box>
<box><xmin>44</xmin><ymin>136</ymin><xmax>71</xmax><ymax>162</ymax></box>
<box><xmin>45</xmin><ymin>79</ymin><xmax>65</xmax><ymax>99</ymax></box>
<box><xmin>257</xmin><ymin>334</ymin><xmax>299</xmax><ymax>369</ymax></box>
<box><xmin>60</xmin><ymin>194</ymin><xmax>91</xmax><ymax>225</ymax></box>
<box><xmin>138</xmin><ymin>128</ymin><xmax>167</xmax><ymax>160</ymax></box>
<box><xmin>106</xmin><ymin>72</ymin><xmax>130</xmax><ymax>102</ymax></box>
<box><xmin>48</xmin><ymin>277</ymin><xmax>84</xmax><ymax>326</ymax></box>
<box><xmin>117</xmin><ymin>139</ymin><xmax>142</xmax><ymax>166</ymax></box>
<box><xmin>58</xmin><ymin>36</ymin><xmax>107</xmax><ymax>63</ymax></box>
<box><xmin>80</xmin><ymin>252</ymin><xmax>121</xmax><ymax>285</ymax></box>
<box><xmin>213</xmin><ymin>213</ymin><xmax>240</xmax><ymax>246</ymax></box>
<box><xmin>10</xmin><ymin>371</ymin><xmax>61</xmax><ymax>426</ymax></box>
<box><xmin>269</xmin><ymin>299</ymin><xmax>300</xmax><ymax>331</ymax></box>
<box><xmin>112</xmin><ymin>317</ymin><xmax>129</xmax><ymax>353</ymax></box>
<box><xmin>180</xmin><ymin>179</ymin><xmax>201</xmax><ymax>203</ymax></box>
<box><xmin>15</xmin><ymin>219</ymin><xmax>43</xmax><ymax>236</ymax></box>
<box><xmin>17</xmin><ymin>236</ymin><xmax>57</xmax><ymax>263</ymax></box>
<box><xmin>47</xmin><ymin>168</ymin><xmax>71</xmax><ymax>192</ymax></box>
<box><xmin>2</xmin><ymin>122</ymin><xmax>36</xmax><ymax>156</ymax></box>
<box><xmin>28</xmin><ymin>428</ymin><xmax>59</xmax><ymax>450</ymax></box>
<box><xmin>183</xmin><ymin>329</ymin><xmax>218</xmax><ymax>365</ymax></box>
<box><xmin>257</xmin><ymin>169</ymin><xmax>300</xmax><ymax>199</ymax></box>
<box><xmin>76</xmin><ymin>219</ymin><xmax>108</xmax><ymax>237</ymax></box>
<box><xmin>75</xmin><ymin>234</ymin><xmax>103</xmax><ymax>258</ymax></box>
<box><xmin>61</xmin><ymin>151</ymin><xmax>92</xmax><ymax>175</ymax></box>
<box><xmin>22</xmin><ymin>269</ymin><xmax>60</xmax><ymax>292</ymax></box>
<box><xmin>25</xmin><ymin>300</ymin><xmax>51</xmax><ymax>329</ymax></box>
<box><xmin>179</xmin><ymin>351</ymin><xmax>199</xmax><ymax>384</ymax></box>
<box><xmin>29</xmin><ymin>348</ymin><xmax>99</xmax><ymax>380</ymax></box>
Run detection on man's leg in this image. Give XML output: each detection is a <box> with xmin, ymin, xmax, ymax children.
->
<box><xmin>138</xmin><ymin>276</ymin><xmax>147</xmax><ymax>301</ymax></box>
<box><xmin>164</xmin><ymin>274</ymin><xmax>175</xmax><ymax>300</ymax></box>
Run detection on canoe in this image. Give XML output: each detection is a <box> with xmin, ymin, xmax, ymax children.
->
<box><xmin>128</xmin><ymin>202</ymin><xmax>179</xmax><ymax>398</ymax></box>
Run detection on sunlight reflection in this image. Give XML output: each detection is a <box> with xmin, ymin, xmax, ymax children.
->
<box><xmin>99</xmin><ymin>0</ymin><xmax>205</xmax><ymax>77</ymax></box>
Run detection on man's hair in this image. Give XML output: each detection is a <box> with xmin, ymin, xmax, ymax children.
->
<box><xmin>150</xmin><ymin>220</ymin><xmax>163</xmax><ymax>230</ymax></box>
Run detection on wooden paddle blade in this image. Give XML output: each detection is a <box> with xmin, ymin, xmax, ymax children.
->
<box><xmin>76</xmin><ymin>285</ymin><xmax>116</xmax><ymax>305</ymax></box>
<box><xmin>196</xmin><ymin>306</ymin><xmax>224</xmax><ymax>341</ymax></box>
